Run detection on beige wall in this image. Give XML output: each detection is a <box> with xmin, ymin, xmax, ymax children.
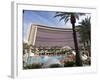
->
<box><xmin>28</xmin><ymin>25</ymin><xmax>37</xmax><ymax>45</ymax></box>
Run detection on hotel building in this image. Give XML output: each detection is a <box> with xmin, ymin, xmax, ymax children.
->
<box><xmin>27</xmin><ymin>24</ymin><xmax>81</xmax><ymax>49</ymax></box>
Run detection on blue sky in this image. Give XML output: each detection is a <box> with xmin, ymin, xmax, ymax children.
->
<box><xmin>23</xmin><ymin>10</ymin><xmax>90</xmax><ymax>41</ymax></box>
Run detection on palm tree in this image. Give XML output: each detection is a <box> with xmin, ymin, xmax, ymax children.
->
<box><xmin>78</xmin><ymin>17</ymin><xmax>91</xmax><ymax>56</ymax></box>
<box><xmin>54</xmin><ymin>12</ymin><xmax>85</xmax><ymax>66</ymax></box>
<box><xmin>79</xmin><ymin>17</ymin><xmax>91</xmax><ymax>42</ymax></box>
<box><xmin>23</xmin><ymin>43</ymin><xmax>30</xmax><ymax>51</ymax></box>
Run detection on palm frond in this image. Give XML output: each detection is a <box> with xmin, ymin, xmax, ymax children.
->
<box><xmin>54</xmin><ymin>12</ymin><xmax>67</xmax><ymax>17</ymax></box>
<box><xmin>64</xmin><ymin>16</ymin><xmax>69</xmax><ymax>24</ymax></box>
<box><xmin>74</xmin><ymin>14</ymin><xmax>79</xmax><ymax>20</ymax></box>
<box><xmin>54</xmin><ymin>12</ymin><xmax>86</xmax><ymax>24</ymax></box>
<box><xmin>59</xmin><ymin>15</ymin><xmax>66</xmax><ymax>21</ymax></box>
<box><xmin>54</xmin><ymin>12</ymin><xmax>70</xmax><ymax>24</ymax></box>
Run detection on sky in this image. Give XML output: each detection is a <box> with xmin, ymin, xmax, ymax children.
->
<box><xmin>23</xmin><ymin>10</ymin><xmax>90</xmax><ymax>42</ymax></box>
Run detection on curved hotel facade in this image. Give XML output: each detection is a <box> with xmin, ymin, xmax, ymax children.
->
<box><xmin>27</xmin><ymin>24</ymin><xmax>80</xmax><ymax>49</ymax></box>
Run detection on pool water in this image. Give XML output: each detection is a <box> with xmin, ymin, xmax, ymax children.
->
<box><xmin>27</xmin><ymin>56</ymin><xmax>65</xmax><ymax>65</ymax></box>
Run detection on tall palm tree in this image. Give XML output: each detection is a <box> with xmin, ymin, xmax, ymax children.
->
<box><xmin>78</xmin><ymin>17</ymin><xmax>91</xmax><ymax>56</ymax></box>
<box><xmin>78</xmin><ymin>17</ymin><xmax>91</xmax><ymax>42</ymax></box>
<box><xmin>54</xmin><ymin>12</ymin><xmax>85</xmax><ymax>66</ymax></box>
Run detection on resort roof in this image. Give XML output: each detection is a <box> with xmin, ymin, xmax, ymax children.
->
<box><xmin>31</xmin><ymin>24</ymin><xmax>74</xmax><ymax>31</ymax></box>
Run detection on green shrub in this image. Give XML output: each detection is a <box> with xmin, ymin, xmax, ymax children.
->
<box><xmin>64</xmin><ymin>61</ymin><xmax>75</xmax><ymax>67</ymax></box>
<box><xmin>24</xmin><ymin>64</ymin><xmax>42</xmax><ymax>69</ymax></box>
<box><xmin>49</xmin><ymin>64</ymin><xmax>61</xmax><ymax>68</ymax></box>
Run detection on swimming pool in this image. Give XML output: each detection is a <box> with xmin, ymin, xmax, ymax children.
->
<box><xmin>27</xmin><ymin>56</ymin><xmax>65</xmax><ymax>65</ymax></box>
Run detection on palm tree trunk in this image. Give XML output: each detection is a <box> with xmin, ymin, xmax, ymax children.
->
<box><xmin>72</xmin><ymin>23</ymin><xmax>82</xmax><ymax>66</ymax></box>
